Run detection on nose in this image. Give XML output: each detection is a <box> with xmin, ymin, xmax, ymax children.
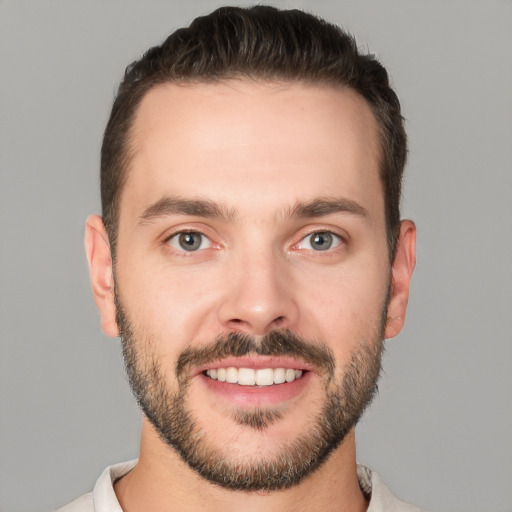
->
<box><xmin>216</xmin><ymin>248</ymin><xmax>299</xmax><ymax>336</ymax></box>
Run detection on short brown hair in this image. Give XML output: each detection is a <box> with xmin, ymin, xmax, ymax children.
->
<box><xmin>101</xmin><ymin>5</ymin><xmax>407</xmax><ymax>259</ymax></box>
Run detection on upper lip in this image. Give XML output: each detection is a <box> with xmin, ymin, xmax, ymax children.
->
<box><xmin>193</xmin><ymin>356</ymin><xmax>316</xmax><ymax>376</ymax></box>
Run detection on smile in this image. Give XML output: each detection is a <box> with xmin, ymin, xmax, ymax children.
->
<box><xmin>205</xmin><ymin>367</ymin><xmax>304</xmax><ymax>386</ymax></box>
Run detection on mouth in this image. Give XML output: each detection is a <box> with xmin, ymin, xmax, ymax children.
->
<box><xmin>195</xmin><ymin>356</ymin><xmax>313</xmax><ymax>407</ymax></box>
<box><xmin>204</xmin><ymin>367</ymin><xmax>304</xmax><ymax>386</ymax></box>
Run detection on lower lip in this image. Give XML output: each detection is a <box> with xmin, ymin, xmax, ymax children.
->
<box><xmin>199</xmin><ymin>371</ymin><xmax>312</xmax><ymax>407</ymax></box>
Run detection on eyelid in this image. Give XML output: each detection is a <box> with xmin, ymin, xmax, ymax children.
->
<box><xmin>161</xmin><ymin>222</ymin><xmax>215</xmax><ymax>242</ymax></box>
<box><xmin>293</xmin><ymin>229</ymin><xmax>346</xmax><ymax>252</ymax></box>
<box><xmin>166</xmin><ymin>231</ymin><xmax>211</xmax><ymax>251</ymax></box>
<box><xmin>162</xmin><ymin>224</ymin><xmax>221</xmax><ymax>254</ymax></box>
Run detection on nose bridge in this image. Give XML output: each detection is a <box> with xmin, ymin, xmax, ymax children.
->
<box><xmin>217</xmin><ymin>237</ymin><xmax>298</xmax><ymax>335</ymax></box>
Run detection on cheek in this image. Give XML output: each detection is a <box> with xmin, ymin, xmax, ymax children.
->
<box><xmin>296</xmin><ymin>262</ymin><xmax>389</xmax><ymax>343</ymax></box>
<box><xmin>117</xmin><ymin>258</ymin><xmax>225</xmax><ymax>344</ymax></box>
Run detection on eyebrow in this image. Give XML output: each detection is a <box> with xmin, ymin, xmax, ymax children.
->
<box><xmin>138</xmin><ymin>196</ymin><xmax>235</xmax><ymax>225</ymax></box>
<box><xmin>137</xmin><ymin>195</ymin><xmax>369</xmax><ymax>226</ymax></box>
<box><xmin>289</xmin><ymin>197</ymin><xmax>369</xmax><ymax>220</ymax></box>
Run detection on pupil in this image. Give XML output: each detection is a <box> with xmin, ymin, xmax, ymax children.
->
<box><xmin>312</xmin><ymin>232</ymin><xmax>332</xmax><ymax>250</ymax></box>
<box><xmin>179</xmin><ymin>233</ymin><xmax>201</xmax><ymax>251</ymax></box>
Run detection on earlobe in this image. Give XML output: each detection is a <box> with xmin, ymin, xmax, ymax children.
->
<box><xmin>384</xmin><ymin>220</ymin><xmax>416</xmax><ymax>339</ymax></box>
<box><xmin>84</xmin><ymin>215</ymin><xmax>119</xmax><ymax>337</ymax></box>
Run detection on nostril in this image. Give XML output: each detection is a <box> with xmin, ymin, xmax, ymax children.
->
<box><xmin>273</xmin><ymin>316</ymin><xmax>285</xmax><ymax>326</ymax></box>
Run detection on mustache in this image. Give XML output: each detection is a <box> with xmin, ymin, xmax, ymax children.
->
<box><xmin>176</xmin><ymin>330</ymin><xmax>335</xmax><ymax>381</ymax></box>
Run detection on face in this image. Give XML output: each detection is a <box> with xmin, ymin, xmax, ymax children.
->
<box><xmin>87</xmin><ymin>80</ymin><xmax>416</xmax><ymax>490</ymax></box>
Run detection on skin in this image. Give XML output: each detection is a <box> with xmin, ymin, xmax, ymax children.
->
<box><xmin>85</xmin><ymin>80</ymin><xmax>416</xmax><ymax>512</ymax></box>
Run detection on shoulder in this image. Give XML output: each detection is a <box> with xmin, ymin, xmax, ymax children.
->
<box><xmin>57</xmin><ymin>492</ymin><xmax>94</xmax><ymax>512</ymax></box>
<box><xmin>56</xmin><ymin>460</ymin><xmax>137</xmax><ymax>512</ymax></box>
<box><xmin>358</xmin><ymin>465</ymin><xmax>423</xmax><ymax>512</ymax></box>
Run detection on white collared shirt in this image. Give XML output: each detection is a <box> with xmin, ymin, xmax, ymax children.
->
<box><xmin>58</xmin><ymin>460</ymin><xmax>422</xmax><ymax>512</ymax></box>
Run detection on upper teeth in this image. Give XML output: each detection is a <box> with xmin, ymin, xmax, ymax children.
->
<box><xmin>205</xmin><ymin>367</ymin><xmax>303</xmax><ymax>386</ymax></box>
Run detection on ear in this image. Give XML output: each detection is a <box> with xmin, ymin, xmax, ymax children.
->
<box><xmin>385</xmin><ymin>220</ymin><xmax>416</xmax><ymax>339</ymax></box>
<box><xmin>84</xmin><ymin>215</ymin><xmax>119</xmax><ymax>337</ymax></box>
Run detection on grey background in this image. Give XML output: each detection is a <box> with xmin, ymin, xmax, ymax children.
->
<box><xmin>1</xmin><ymin>1</ymin><xmax>511</xmax><ymax>511</ymax></box>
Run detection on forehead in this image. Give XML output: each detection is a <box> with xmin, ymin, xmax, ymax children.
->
<box><xmin>122</xmin><ymin>80</ymin><xmax>383</xmax><ymax>223</ymax></box>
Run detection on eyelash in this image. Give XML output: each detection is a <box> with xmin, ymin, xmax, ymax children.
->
<box><xmin>164</xmin><ymin>229</ymin><xmax>345</xmax><ymax>254</ymax></box>
<box><xmin>295</xmin><ymin>231</ymin><xmax>344</xmax><ymax>252</ymax></box>
<box><xmin>165</xmin><ymin>231</ymin><xmax>212</xmax><ymax>253</ymax></box>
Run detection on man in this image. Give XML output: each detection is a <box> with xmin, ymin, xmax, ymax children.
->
<box><xmin>60</xmin><ymin>5</ymin><xmax>417</xmax><ymax>511</ymax></box>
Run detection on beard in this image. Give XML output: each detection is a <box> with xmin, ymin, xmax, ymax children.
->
<box><xmin>116</xmin><ymin>294</ymin><xmax>387</xmax><ymax>491</ymax></box>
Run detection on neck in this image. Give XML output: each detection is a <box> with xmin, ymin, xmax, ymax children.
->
<box><xmin>115</xmin><ymin>420</ymin><xmax>369</xmax><ymax>512</ymax></box>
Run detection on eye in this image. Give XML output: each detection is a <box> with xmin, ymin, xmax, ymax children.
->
<box><xmin>166</xmin><ymin>231</ymin><xmax>211</xmax><ymax>252</ymax></box>
<box><xmin>297</xmin><ymin>231</ymin><xmax>342</xmax><ymax>251</ymax></box>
